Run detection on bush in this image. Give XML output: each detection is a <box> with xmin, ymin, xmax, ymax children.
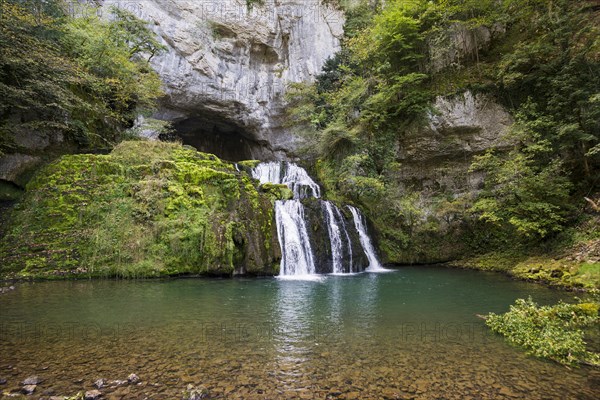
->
<box><xmin>486</xmin><ymin>297</ymin><xmax>600</xmax><ymax>366</ymax></box>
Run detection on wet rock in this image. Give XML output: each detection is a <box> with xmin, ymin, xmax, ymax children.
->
<box><xmin>185</xmin><ymin>384</ymin><xmax>208</xmax><ymax>400</ymax></box>
<box><xmin>22</xmin><ymin>376</ymin><xmax>42</xmax><ymax>385</ymax></box>
<box><xmin>109</xmin><ymin>380</ymin><xmax>127</xmax><ymax>387</ymax></box>
<box><xmin>127</xmin><ymin>373</ymin><xmax>140</xmax><ymax>384</ymax></box>
<box><xmin>93</xmin><ymin>379</ymin><xmax>105</xmax><ymax>389</ymax></box>
<box><xmin>0</xmin><ymin>377</ymin><xmax>7</xmax><ymax>384</ymax></box>
<box><xmin>0</xmin><ymin>286</ymin><xmax>16</xmax><ymax>294</ymax></box>
<box><xmin>84</xmin><ymin>389</ymin><xmax>102</xmax><ymax>400</ymax></box>
<box><xmin>499</xmin><ymin>387</ymin><xmax>519</xmax><ymax>398</ymax></box>
<box><xmin>381</xmin><ymin>388</ymin><xmax>400</xmax><ymax>399</ymax></box>
<box><xmin>21</xmin><ymin>384</ymin><xmax>37</xmax><ymax>394</ymax></box>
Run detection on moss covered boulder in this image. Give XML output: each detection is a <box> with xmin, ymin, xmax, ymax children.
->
<box><xmin>0</xmin><ymin>141</ymin><xmax>283</xmax><ymax>279</ymax></box>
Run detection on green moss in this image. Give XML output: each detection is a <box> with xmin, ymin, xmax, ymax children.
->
<box><xmin>0</xmin><ymin>141</ymin><xmax>281</xmax><ymax>279</ymax></box>
<box><xmin>260</xmin><ymin>183</ymin><xmax>294</xmax><ymax>201</ymax></box>
<box><xmin>238</xmin><ymin>160</ymin><xmax>261</xmax><ymax>169</ymax></box>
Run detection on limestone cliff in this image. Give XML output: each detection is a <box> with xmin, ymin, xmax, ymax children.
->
<box><xmin>0</xmin><ymin>0</ymin><xmax>343</xmax><ymax>194</ymax></box>
<box><xmin>373</xmin><ymin>91</ymin><xmax>515</xmax><ymax>265</ymax></box>
<box><xmin>105</xmin><ymin>0</ymin><xmax>344</xmax><ymax>160</ymax></box>
<box><xmin>397</xmin><ymin>91</ymin><xmax>513</xmax><ymax>197</ymax></box>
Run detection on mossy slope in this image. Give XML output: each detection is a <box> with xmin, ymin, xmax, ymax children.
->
<box><xmin>452</xmin><ymin>215</ymin><xmax>600</xmax><ymax>290</ymax></box>
<box><xmin>0</xmin><ymin>141</ymin><xmax>282</xmax><ymax>279</ymax></box>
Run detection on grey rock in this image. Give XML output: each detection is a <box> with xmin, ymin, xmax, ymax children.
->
<box><xmin>22</xmin><ymin>376</ymin><xmax>42</xmax><ymax>385</ymax></box>
<box><xmin>84</xmin><ymin>389</ymin><xmax>102</xmax><ymax>400</ymax></box>
<box><xmin>397</xmin><ymin>91</ymin><xmax>513</xmax><ymax>195</ymax></box>
<box><xmin>0</xmin><ymin>154</ymin><xmax>42</xmax><ymax>186</ymax></box>
<box><xmin>0</xmin><ymin>377</ymin><xmax>6</xmax><ymax>384</ymax></box>
<box><xmin>94</xmin><ymin>378</ymin><xmax>105</xmax><ymax>389</ymax></box>
<box><xmin>127</xmin><ymin>373</ymin><xmax>140</xmax><ymax>384</ymax></box>
<box><xmin>21</xmin><ymin>384</ymin><xmax>37</xmax><ymax>394</ymax></box>
<box><xmin>428</xmin><ymin>23</ymin><xmax>504</xmax><ymax>73</ymax></box>
<box><xmin>185</xmin><ymin>384</ymin><xmax>209</xmax><ymax>400</ymax></box>
<box><xmin>101</xmin><ymin>0</ymin><xmax>344</xmax><ymax>159</ymax></box>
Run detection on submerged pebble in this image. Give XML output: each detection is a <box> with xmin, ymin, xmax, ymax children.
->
<box><xmin>21</xmin><ymin>384</ymin><xmax>36</xmax><ymax>394</ymax></box>
<box><xmin>84</xmin><ymin>389</ymin><xmax>102</xmax><ymax>400</ymax></box>
<box><xmin>22</xmin><ymin>376</ymin><xmax>42</xmax><ymax>385</ymax></box>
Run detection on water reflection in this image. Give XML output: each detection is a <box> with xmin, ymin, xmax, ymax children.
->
<box><xmin>0</xmin><ymin>269</ymin><xmax>596</xmax><ymax>399</ymax></box>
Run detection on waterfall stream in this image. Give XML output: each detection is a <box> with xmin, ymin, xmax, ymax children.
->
<box><xmin>253</xmin><ymin>162</ymin><xmax>382</xmax><ymax>278</ymax></box>
<box><xmin>348</xmin><ymin>206</ymin><xmax>387</xmax><ymax>272</ymax></box>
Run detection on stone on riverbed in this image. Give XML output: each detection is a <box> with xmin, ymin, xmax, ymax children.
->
<box><xmin>127</xmin><ymin>373</ymin><xmax>140</xmax><ymax>384</ymax></box>
<box><xmin>21</xmin><ymin>384</ymin><xmax>36</xmax><ymax>394</ymax></box>
<box><xmin>22</xmin><ymin>376</ymin><xmax>42</xmax><ymax>385</ymax></box>
<box><xmin>84</xmin><ymin>389</ymin><xmax>102</xmax><ymax>400</ymax></box>
<box><xmin>184</xmin><ymin>384</ymin><xmax>209</xmax><ymax>400</ymax></box>
<box><xmin>93</xmin><ymin>379</ymin><xmax>105</xmax><ymax>389</ymax></box>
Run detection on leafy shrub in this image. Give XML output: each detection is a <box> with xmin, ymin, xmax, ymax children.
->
<box><xmin>486</xmin><ymin>297</ymin><xmax>600</xmax><ymax>366</ymax></box>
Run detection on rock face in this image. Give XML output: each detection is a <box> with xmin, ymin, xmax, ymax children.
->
<box><xmin>377</xmin><ymin>91</ymin><xmax>514</xmax><ymax>265</ymax></box>
<box><xmin>103</xmin><ymin>0</ymin><xmax>344</xmax><ymax>160</ymax></box>
<box><xmin>396</xmin><ymin>91</ymin><xmax>513</xmax><ymax>196</ymax></box>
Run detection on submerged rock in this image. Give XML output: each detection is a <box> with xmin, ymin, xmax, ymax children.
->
<box><xmin>184</xmin><ymin>384</ymin><xmax>209</xmax><ymax>400</ymax></box>
<box><xmin>127</xmin><ymin>374</ymin><xmax>140</xmax><ymax>384</ymax></box>
<box><xmin>22</xmin><ymin>376</ymin><xmax>42</xmax><ymax>385</ymax></box>
<box><xmin>93</xmin><ymin>379</ymin><xmax>105</xmax><ymax>389</ymax></box>
<box><xmin>21</xmin><ymin>384</ymin><xmax>36</xmax><ymax>394</ymax></box>
<box><xmin>84</xmin><ymin>389</ymin><xmax>102</xmax><ymax>400</ymax></box>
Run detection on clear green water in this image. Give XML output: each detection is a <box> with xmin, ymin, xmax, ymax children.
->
<box><xmin>0</xmin><ymin>267</ymin><xmax>597</xmax><ymax>399</ymax></box>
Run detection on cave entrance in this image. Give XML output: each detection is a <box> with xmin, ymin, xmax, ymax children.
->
<box><xmin>172</xmin><ymin>116</ymin><xmax>264</xmax><ymax>162</ymax></box>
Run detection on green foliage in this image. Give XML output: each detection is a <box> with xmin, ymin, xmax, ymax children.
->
<box><xmin>0</xmin><ymin>141</ymin><xmax>279</xmax><ymax>279</ymax></box>
<box><xmin>493</xmin><ymin>1</ymin><xmax>600</xmax><ymax>182</ymax></box>
<box><xmin>245</xmin><ymin>0</ymin><xmax>264</xmax><ymax>10</ymax></box>
<box><xmin>0</xmin><ymin>0</ymin><xmax>164</xmax><ymax>151</ymax></box>
<box><xmin>289</xmin><ymin>0</ymin><xmax>599</xmax><ymax>264</ymax></box>
<box><xmin>486</xmin><ymin>297</ymin><xmax>600</xmax><ymax>366</ymax></box>
<box><xmin>470</xmin><ymin>149</ymin><xmax>572</xmax><ymax>238</ymax></box>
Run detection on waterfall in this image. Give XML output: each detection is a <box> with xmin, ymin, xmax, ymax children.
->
<box><xmin>253</xmin><ymin>162</ymin><xmax>318</xmax><ymax>279</ymax></box>
<box><xmin>323</xmin><ymin>201</ymin><xmax>354</xmax><ymax>274</ymax></box>
<box><xmin>348</xmin><ymin>206</ymin><xmax>385</xmax><ymax>272</ymax></box>
<box><xmin>252</xmin><ymin>162</ymin><xmax>382</xmax><ymax>277</ymax></box>
<box><xmin>275</xmin><ymin>200</ymin><xmax>316</xmax><ymax>276</ymax></box>
<box><xmin>323</xmin><ymin>201</ymin><xmax>344</xmax><ymax>274</ymax></box>
<box><xmin>253</xmin><ymin>161</ymin><xmax>321</xmax><ymax>199</ymax></box>
<box><xmin>334</xmin><ymin>205</ymin><xmax>354</xmax><ymax>273</ymax></box>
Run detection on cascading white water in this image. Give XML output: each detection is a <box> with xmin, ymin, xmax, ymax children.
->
<box><xmin>253</xmin><ymin>162</ymin><xmax>382</xmax><ymax>277</ymax></box>
<box><xmin>275</xmin><ymin>200</ymin><xmax>316</xmax><ymax>276</ymax></box>
<box><xmin>348</xmin><ymin>206</ymin><xmax>385</xmax><ymax>271</ymax></box>
<box><xmin>334</xmin><ymin>205</ymin><xmax>354</xmax><ymax>273</ymax></box>
<box><xmin>253</xmin><ymin>162</ymin><xmax>319</xmax><ymax>278</ymax></box>
<box><xmin>253</xmin><ymin>161</ymin><xmax>321</xmax><ymax>199</ymax></box>
<box><xmin>323</xmin><ymin>201</ymin><xmax>344</xmax><ymax>274</ymax></box>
